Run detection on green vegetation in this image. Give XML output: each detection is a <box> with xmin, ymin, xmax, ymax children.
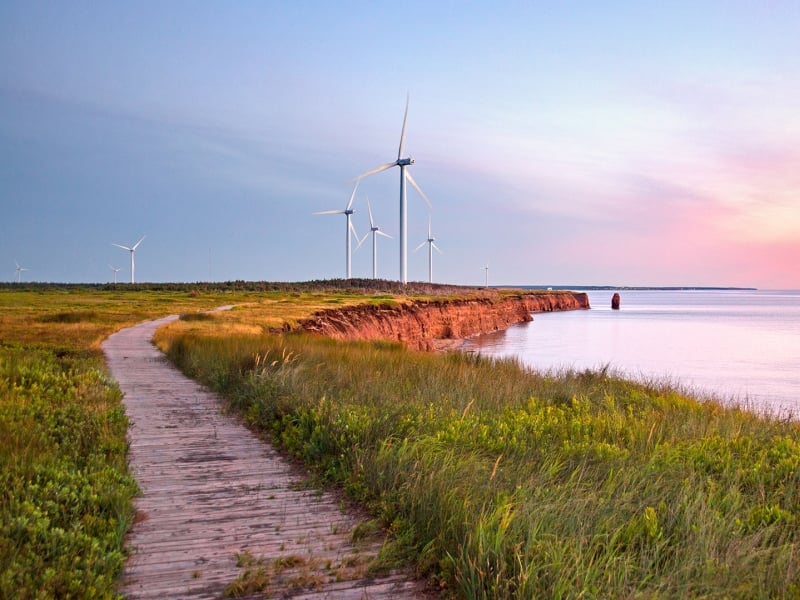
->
<box><xmin>0</xmin><ymin>344</ymin><xmax>135</xmax><ymax>597</ymax></box>
<box><xmin>162</xmin><ymin>331</ymin><xmax>800</xmax><ymax>599</ymax></box>
<box><xmin>0</xmin><ymin>286</ymin><xmax>273</xmax><ymax>598</ymax></box>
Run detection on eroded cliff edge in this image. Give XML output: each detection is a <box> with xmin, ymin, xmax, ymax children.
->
<box><xmin>297</xmin><ymin>291</ymin><xmax>590</xmax><ymax>351</ymax></box>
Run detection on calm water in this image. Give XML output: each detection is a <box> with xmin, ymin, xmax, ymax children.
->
<box><xmin>464</xmin><ymin>290</ymin><xmax>800</xmax><ymax>416</ymax></box>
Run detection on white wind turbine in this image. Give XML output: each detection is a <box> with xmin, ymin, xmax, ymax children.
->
<box><xmin>483</xmin><ymin>263</ymin><xmax>490</xmax><ymax>287</ymax></box>
<box><xmin>109</xmin><ymin>265</ymin><xmax>121</xmax><ymax>284</ymax></box>
<box><xmin>14</xmin><ymin>260</ymin><xmax>28</xmax><ymax>283</ymax></box>
<box><xmin>314</xmin><ymin>180</ymin><xmax>360</xmax><ymax>279</ymax></box>
<box><xmin>357</xmin><ymin>198</ymin><xmax>392</xmax><ymax>279</ymax></box>
<box><xmin>414</xmin><ymin>218</ymin><xmax>441</xmax><ymax>284</ymax></box>
<box><xmin>112</xmin><ymin>235</ymin><xmax>145</xmax><ymax>284</ymax></box>
<box><xmin>354</xmin><ymin>95</ymin><xmax>431</xmax><ymax>284</ymax></box>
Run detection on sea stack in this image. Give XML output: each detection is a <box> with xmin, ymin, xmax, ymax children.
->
<box><xmin>611</xmin><ymin>293</ymin><xmax>621</xmax><ymax>310</ymax></box>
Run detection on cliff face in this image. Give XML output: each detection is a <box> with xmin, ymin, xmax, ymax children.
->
<box><xmin>297</xmin><ymin>292</ymin><xmax>590</xmax><ymax>351</ymax></box>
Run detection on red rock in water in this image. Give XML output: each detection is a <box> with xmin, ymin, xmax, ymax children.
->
<box><xmin>611</xmin><ymin>293</ymin><xmax>621</xmax><ymax>310</ymax></box>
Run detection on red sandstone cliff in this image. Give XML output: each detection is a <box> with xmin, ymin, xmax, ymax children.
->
<box><xmin>297</xmin><ymin>292</ymin><xmax>590</xmax><ymax>351</ymax></box>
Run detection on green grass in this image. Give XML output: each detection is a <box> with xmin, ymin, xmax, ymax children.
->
<box><xmin>163</xmin><ymin>331</ymin><xmax>800</xmax><ymax>599</ymax></box>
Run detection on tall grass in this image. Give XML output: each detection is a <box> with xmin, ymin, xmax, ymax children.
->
<box><xmin>165</xmin><ymin>331</ymin><xmax>800</xmax><ymax>598</ymax></box>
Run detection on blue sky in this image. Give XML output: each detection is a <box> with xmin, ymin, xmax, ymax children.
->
<box><xmin>2</xmin><ymin>1</ymin><xmax>799</xmax><ymax>287</ymax></box>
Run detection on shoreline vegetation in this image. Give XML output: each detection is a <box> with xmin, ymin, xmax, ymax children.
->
<box><xmin>3</xmin><ymin>282</ymin><xmax>799</xmax><ymax>598</ymax></box>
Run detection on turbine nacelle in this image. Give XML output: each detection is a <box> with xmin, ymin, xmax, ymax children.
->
<box><xmin>397</xmin><ymin>157</ymin><xmax>414</xmax><ymax>166</ymax></box>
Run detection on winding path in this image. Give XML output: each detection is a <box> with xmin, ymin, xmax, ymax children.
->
<box><xmin>103</xmin><ymin>316</ymin><xmax>429</xmax><ymax>599</ymax></box>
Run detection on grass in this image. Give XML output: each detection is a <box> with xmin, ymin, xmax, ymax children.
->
<box><xmin>161</xmin><ymin>330</ymin><xmax>800</xmax><ymax>599</ymax></box>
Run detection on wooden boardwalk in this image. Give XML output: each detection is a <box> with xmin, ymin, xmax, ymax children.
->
<box><xmin>103</xmin><ymin>316</ymin><xmax>430</xmax><ymax>599</ymax></box>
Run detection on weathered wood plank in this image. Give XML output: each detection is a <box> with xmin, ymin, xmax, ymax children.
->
<box><xmin>104</xmin><ymin>316</ymin><xmax>432</xmax><ymax>599</ymax></box>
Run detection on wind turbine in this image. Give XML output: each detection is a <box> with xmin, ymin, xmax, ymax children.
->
<box><xmin>14</xmin><ymin>260</ymin><xmax>28</xmax><ymax>283</ymax></box>
<box><xmin>357</xmin><ymin>198</ymin><xmax>392</xmax><ymax>279</ymax></box>
<box><xmin>414</xmin><ymin>218</ymin><xmax>441</xmax><ymax>284</ymax></box>
<box><xmin>483</xmin><ymin>263</ymin><xmax>490</xmax><ymax>287</ymax></box>
<box><xmin>109</xmin><ymin>265</ymin><xmax>121</xmax><ymax>284</ymax></box>
<box><xmin>354</xmin><ymin>95</ymin><xmax>431</xmax><ymax>284</ymax></box>
<box><xmin>112</xmin><ymin>235</ymin><xmax>145</xmax><ymax>284</ymax></box>
<box><xmin>314</xmin><ymin>180</ymin><xmax>360</xmax><ymax>279</ymax></box>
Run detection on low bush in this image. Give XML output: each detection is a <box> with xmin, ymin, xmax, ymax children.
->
<box><xmin>0</xmin><ymin>345</ymin><xmax>137</xmax><ymax>598</ymax></box>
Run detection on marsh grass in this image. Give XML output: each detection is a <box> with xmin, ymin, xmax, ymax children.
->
<box><xmin>164</xmin><ymin>331</ymin><xmax>800</xmax><ymax>599</ymax></box>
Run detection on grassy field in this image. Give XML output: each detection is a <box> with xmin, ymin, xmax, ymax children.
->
<box><xmin>6</xmin><ymin>282</ymin><xmax>800</xmax><ymax>598</ymax></box>
<box><xmin>160</xmin><ymin>327</ymin><xmax>800</xmax><ymax>599</ymax></box>
<box><xmin>0</xmin><ymin>281</ymin><xmax>445</xmax><ymax>598</ymax></box>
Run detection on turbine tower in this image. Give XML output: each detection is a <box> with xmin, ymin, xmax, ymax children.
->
<box><xmin>112</xmin><ymin>235</ymin><xmax>145</xmax><ymax>284</ymax></box>
<box><xmin>109</xmin><ymin>265</ymin><xmax>121</xmax><ymax>284</ymax></box>
<box><xmin>483</xmin><ymin>263</ymin><xmax>490</xmax><ymax>287</ymax></box>
<box><xmin>355</xmin><ymin>95</ymin><xmax>431</xmax><ymax>284</ymax></box>
<box><xmin>14</xmin><ymin>260</ymin><xmax>28</xmax><ymax>283</ymax></box>
<box><xmin>414</xmin><ymin>218</ymin><xmax>441</xmax><ymax>284</ymax></box>
<box><xmin>314</xmin><ymin>181</ymin><xmax>360</xmax><ymax>279</ymax></box>
<box><xmin>357</xmin><ymin>199</ymin><xmax>392</xmax><ymax>279</ymax></box>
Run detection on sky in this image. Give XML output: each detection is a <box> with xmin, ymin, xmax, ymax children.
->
<box><xmin>1</xmin><ymin>1</ymin><xmax>799</xmax><ymax>288</ymax></box>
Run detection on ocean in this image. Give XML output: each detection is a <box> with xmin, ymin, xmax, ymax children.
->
<box><xmin>463</xmin><ymin>289</ymin><xmax>800</xmax><ymax>417</ymax></box>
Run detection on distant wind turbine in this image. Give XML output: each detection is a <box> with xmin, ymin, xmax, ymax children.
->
<box><xmin>354</xmin><ymin>95</ymin><xmax>431</xmax><ymax>284</ymax></box>
<box><xmin>357</xmin><ymin>199</ymin><xmax>392</xmax><ymax>279</ymax></box>
<box><xmin>314</xmin><ymin>181</ymin><xmax>360</xmax><ymax>279</ymax></box>
<box><xmin>483</xmin><ymin>263</ymin><xmax>489</xmax><ymax>287</ymax></box>
<box><xmin>14</xmin><ymin>260</ymin><xmax>28</xmax><ymax>283</ymax></box>
<box><xmin>109</xmin><ymin>265</ymin><xmax>121</xmax><ymax>284</ymax></box>
<box><xmin>414</xmin><ymin>218</ymin><xmax>441</xmax><ymax>284</ymax></box>
<box><xmin>112</xmin><ymin>235</ymin><xmax>145</xmax><ymax>284</ymax></box>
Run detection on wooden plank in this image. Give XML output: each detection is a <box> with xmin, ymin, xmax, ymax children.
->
<box><xmin>103</xmin><ymin>316</ymin><xmax>433</xmax><ymax>599</ymax></box>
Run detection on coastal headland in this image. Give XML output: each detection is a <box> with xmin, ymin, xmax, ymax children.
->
<box><xmin>297</xmin><ymin>291</ymin><xmax>590</xmax><ymax>350</ymax></box>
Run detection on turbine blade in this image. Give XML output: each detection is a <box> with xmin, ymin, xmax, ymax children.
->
<box><xmin>354</xmin><ymin>161</ymin><xmax>396</xmax><ymax>180</ymax></box>
<box><xmin>314</xmin><ymin>209</ymin><xmax>346</xmax><ymax>215</ymax></box>
<box><xmin>398</xmin><ymin>93</ymin><xmax>409</xmax><ymax>160</ymax></box>
<box><xmin>112</xmin><ymin>243</ymin><xmax>132</xmax><ymax>251</ymax></box>
<box><xmin>367</xmin><ymin>199</ymin><xmax>374</xmax><ymax>228</ymax></box>
<box><xmin>405</xmin><ymin>171</ymin><xmax>432</xmax><ymax>209</ymax></box>
<box><xmin>132</xmin><ymin>235</ymin><xmax>146</xmax><ymax>250</ymax></box>
<box><xmin>432</xmin><ymin>242</ymin><xmax>443</xmax><ymax>254</ymax></box>
<box><xmin>414</xmin><ymin>240</ymin><xmax>427</xmax><ymax>252</ymax></box>
<box><xmin>377</xmin><ymin>230</ymin><xmax>393</xmax><ymax>239</ymax></box>
<box><xmin>346</xmin><ymin>179</ymin><xmax>359</xmax><ymax>211</ymax></box>
<box><xmin>357</xmin><ymin>231</ymin><xmax>370</xmax><ymax>249</ymax></box>
<box><xmin>349</xmin><ymin>220</ymin><xmax>359</xmax><ymax>241</ymax></box>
